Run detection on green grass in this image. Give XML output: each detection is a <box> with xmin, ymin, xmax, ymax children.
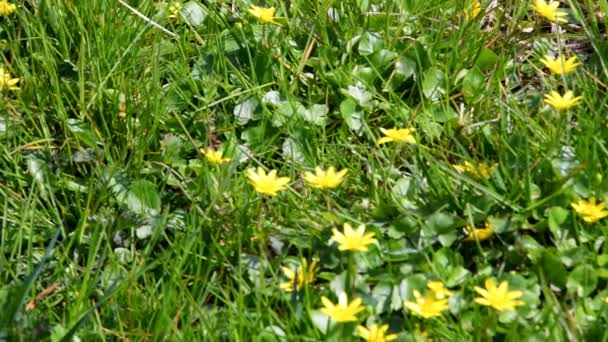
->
<box><xmin>2</xmin><ymin>0</ymin><xmax>608</xmax><ymax>340</ymax></box>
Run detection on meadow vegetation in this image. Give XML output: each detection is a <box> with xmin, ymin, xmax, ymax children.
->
<box><xmin>2</xmin><ymin>0</ymin><xmax>608</xmax><ymax>340</ymax></box>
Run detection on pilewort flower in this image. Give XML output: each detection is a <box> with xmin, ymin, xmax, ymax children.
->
<box><xmin>453</xmin><ymin>161</ymin><xmax>496</xmax><ymax>179</ymax></box>
<box><xmin>377</xmin><ymin>127</ymin><xmax>416</xmax><ymax>145</ymax></box>
<box><xmin>540</xmin><ymin>55</ymin><xmax>580</xmax><ymax>75</ymax></box>
<box><xmin>357</xmin><ymin>324</ymin><xmax>397</xmax><ymax>342</ymax></box>
<box><xmin>426</xmin><ymin>281</ymin><xmax>453</xmax><ymax>299</ymax></box>
<box><xmin>0</xmin><ymin>67</ymin><xmax>19</xmax><ymax>91</ymax></box>
<box><xmin>304</xmin><ymin>166</ymin><xmax>348</xmax><ymax>189</ymax></box>
<box><xmin>0</xmin><ymin>1</ymin><xmax>16</xmax><ymax>16</ymax></box>
<box><xmin>465</xmin><ymin>0</ymin><xmax>481</xmax><ymax>20</ymax></box>
<box><xmin>571</xmin><ymin>197</ymin><xmax>608</xmax><ymax>224</ymax></box>
<box><xmin>544</xmin><ymin>90</ymin><xmax>582</xmax><ymax>110</ymax></box>
<box><xmin>320</xmin><ymin>292</ymin><xmax>365</xmax><ymax>323</ymax></box>
<box><xmin>330</xmin><ymin>223</ymin><xmax>377</xmax><ymax>252</ymax></box>
<box><xmin>200</xmin><ymin>147</ymin><xmax>231</xmax><ymax>165</ymax></box>
<box><xmin>248</xmin><ymin>5</ymin><xmax>281</xmax><ymax>25</ymax></box>
<box><xmin>403</xmin><ymin>290</ymin><xmax>449</xmax><ymax>319</ymax></box>
<box><xmin>246</xmin><ymin>167</ymin><xmax>290</xmax><ymax>196</ymax></box>
<box><xmin>474</xmin><ymin>278</ymin><xmax>524</xmax><ymax>312</ymax></box>
<box><xmin>167</xmin><ymin>2</ymin><xmax>182</xmax><ymax>19</ymax></box>
<box><xmin>464</xmin><ymin>222</ymin><xmax>495</xmax><ymax>241</ymax></box>
<box><xmin>531</xmin><ymin>0</ymin><xmax>567</xmax><ymax>23</ymax></box>
<box><xmin>279</xmin><ymin>258</ymin><xmax>317</xmax><ymax>292</ymax></box>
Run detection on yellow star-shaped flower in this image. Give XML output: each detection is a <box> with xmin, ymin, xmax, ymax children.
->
<box><xmin>246</xmin><ymin>167</ymin><xmax>290</xmax><ymax>196</ymax></box>
<box><xmin>200</xmin><ymin>147</ymin><xmax>231</xmax><ymax>165</ymax></box>
<box><xmin>0</xmin><ymin>67</ymin><xmax>19</xmax><ymax>91</ymax></box>
<box><xmin>167</xmin><ymin>2</ymin><xmax>182</xmax><ymax>19</ymax></box>
<box><xmin>465</xmin><ymin>0</ymin><xmax>481</xmax><ymax>20</ymax></box>
<box><xmin>279</xmin><ymin>258</ymin><xmax>317</xmax><ymax>292</ymax></box>
<box><xmin>474</xmin><ymin>278</ymin><xmax>524</xmax><ymax>312</ymax></box>
<box><xmin>571</xmin><ymin>197</ymin><xmax>608</xmax><ymax>224</ymax></box>
<box><xmin>453</xmin><ymin>161</ymin><xmax>496</xmax><ymax>180</ymax></box>
<box><xmin>403</xmin><ymin>290</ymin><xmax>449</xmax><ymax>319</ymax></box>
<box><xmin>0</xmin><ymin>1</ymin><xmax>16</xmax><ymax>16</ymax></box>
<box><xmin>330</xmin><ymin>223</ymin><xmax>377</xmax><ymax>252</ymax></box>
<box><xmin>357</xmin><ymin>324</ymin><xmax>397</xmax><ymax>342</ymax></box>
<box><xmin>248</xmin><ymin>5</ymin><xmax>281</xmax><ymax>25</ymax></box>
<box><xmin>304</xmin><ymin>166</ymin><xmax>348</xmax><ymax>189</ymax></box>
<box><xmin>426</xmin><ymin>281</ymin><xmax>453</xmax><ymax>300</ymax></box>
<box><xmin>377</xmin><ymin>127</ymin><xmax>416</xmax><ymax>145</ymax></box>
<box><xmin>531</xmin><ymin>0</ymin><xmax>567</xmax><ymax>23</ymax></box>
<box><xmin>320</xmin><ymin>292</ymin><xmax>364</xmax><ymax>323</ymax></box>
<box><xmin>540</xmin><ymin>55</ymin><xmax>580</xmax><ymax>75</ymax></box>
<box><xmin>544</xmin><ymin>90</ymin><xmax>582</xmax><ymax>111</ymax></box>
<box><xmin>464</xmin><ymin>222</ymin><xmax>495</xmax><ymax>241</ymax></box>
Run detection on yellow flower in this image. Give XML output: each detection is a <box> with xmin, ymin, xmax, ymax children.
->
<box><xmin>200</xmin><ymin>147</ymin><xmax>231</xmax><ymax>165</ymax></box>
<box><xmin>465</xmin><ymin>1</ymin><xmax>481</xmax><ymax>20</ymax></box>
<box><xmin>0</xmin><ymin>67</ymin><xmax>19</xmax><ymax>91</ymax></box>
<box><xmin>330</xmin><ymin>223</ymin><xmax>377</xmax><ymax>252</ymax></box>
<box><xmin>474</xmin><ymin>278</ymin><xmax>524</xmax><ymax>312</ymax></box>
<box><xmin>605</xmin><ymin>297</ymin><xmax>608</xmax><ymax>303</ymax></box>
<box><xmin>377</xmin><ymin>127</ymin><xmax>416</xmax><ymax>145</ymax></box>
<box><xmin>464</xmin><ymin>222</ymin><xmax>495</xmax><ymax>241</ymax></box>
<box><xmin>544</xmin><ymin>90</ymin><xmax>582</xmax><ymax>111</ymax></box>
<box><xmin>246</xmin><ymin>167</ymin><xmax>290</xmax><ymax>196</ymax></box>
<box><xmin>320</xmin><ymin>292</ymin><xmax>365</xmax><ymax>323</ymax></box>
<box><xmin>453</xmin><ymin>161</ymin><xmax>496</xmax><ymax>179</ymax></box>
<box><xmin>304</xmin><ymin>166</ymin><xmax>348</xmax><ymax>189</ymax></box>
<box><xmin>571</xmin><ymin>197</ymin><xmax>608</xmax><ymax>224</ymax></box>
<box><xmin>357</xmin><ymin>324</ymin><xmax>397</xmax><ymax>342</ymax></box>
<box><xmin>426</xmin><ymin>281</ymin><xmax>453</xmax><ymax>299</ymax></box>
<box><xmin>167</xmin><ymin>2</ymin><xmax>182</xmax><ymax>19</ymax></box>
<box><xmin>0</xmin><ymin>1</ymin><xmax>16</xmax><ymax>16</ymax></box>
<box><xmin>279</xmin><ymin>258</ymin><xmax>317</xmax><ymax>292</ymax></box>
<box><xmin>540</xmin><ymin>55</ymin><xmax>580</xmax><ymax>75</ymax></box>
<box><xmin>403</xmin><ymin>290</ymin><xmax>449</xmax><ymax>319</ymax></box>
<box><xmin>531</xmin><ymin>0</ymin><xmax>567</xmax><ymax>23</ymax></box>
<box><xmin>248</xmin><ymin>5</ymin><xmax>281</xmax><ymax>25</ymax></box>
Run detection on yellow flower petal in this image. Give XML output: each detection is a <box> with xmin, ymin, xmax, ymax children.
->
<box><xmin>474</xmin><ymin>278</ymin><xmax>525</xmax><ymax>312</ymax></box>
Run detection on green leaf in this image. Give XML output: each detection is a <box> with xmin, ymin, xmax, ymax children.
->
<box><xmin>547</xmin><ymin>206</ymin><xmax>569</xmax><ymax>235</ymax></box>
<box><xmin>597</xmin><ymin>254</ymin><xmax>608</xmax><ymax>267</ymax></box>
<box><xmin>462</xmin><ymin>67</ymin><xmax>484</xmax><ymax>102</ymax></box>
<box><xmin>340</xmin><ymin>98</ymin><xmax>363</xmax><ymax>133</ymax></box>
<box><xmin>425</xmin><ymin>211</ymin><xmax>457</xmax><ymax>234</ymax></box>
<box><xmin>421</xmin><ymin>67</ymin><xmax>445</xmax><ymax>101</ymax></box>
<box><xmin>274</xmin><ymin>101</ymin><xmax>301</xmax><ymax>127</ymax></box>
<box><xmin>302</xmin><ymin>104</ymin><xmax>328</xmax><ymax>126</ymax></box>
<box><xmin>446</xmin><ymin>266</ymin><xmax>470</xmax><ymax>286</ymax></box>
<box><xmin>358</xmin><ymin>31</ymin><xmax>383</xmax><ymax>56</ymax></box>
<box><xmin>234</xmin><ymin>97</ymin><xmax>259</xmax><ymax>125</ymax></box>
<box><xmin>342</xmin><ymin>84</ymin><xmax>373</xmax><ymax>108</ymax></box>
<box><xmin>282</xmin><ymin>138</ymin><xmax>305</xmax><ymax>164</ymax></box>
<box><xmin>540</xmin><ymin>250</ymin><xmax>567</xmax><ymax>289</ymax></box>
<box><xmin>127</xmin><ymin>179</ymin><xmax>161</xmax><ymax>216</ymax></box>
<box><xmin>66</xmin><ymin>118</ymin><xmax>102</xmax><ymax>147</ymax></box>
<box><xmin>475</xmin><ymin>47</ymin><xmax>500</xmax><ymax>71</ymax></box>
<box><xmin>399</xmin><ymin>274</ymin><xmax>427</xmax><ymax>300</ymax></box>
<box><xmin>183</xmin><ymin>1</ymin><xmax>207</xmax><ymax>27</ymax></box>
<box><xmin>520</xmin><ymin>235</ymin><xmax>545</xmax><ymax>263</ymax></box>
<box><xmin>370</xmin><ymin>49</ymin><xmax>398</xmax><ymax>71</ymax></box>
<box><xmin>394</xmin><ymin>56</ymin><xmax>416</xmax><ymax>81</ymax></box>
<box><xmin>309</xmin><ymin>310</ymin><xmax>330</xmax><ymax>334</ymax></box>
<box><xmin>567</xmin><ymin>264</ymin><xmax>598</xmax><ymax>297</ymax></box>
<box><xmin>370</xmin><ymin>283</ymin><xmax>392</xmax><ymax>313</ymax></box>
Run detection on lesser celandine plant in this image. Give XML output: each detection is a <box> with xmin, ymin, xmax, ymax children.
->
<box><xmin>3</xmin><ymin>0</ymin><xmax>608</xmax><ymax>340</ymax></box>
